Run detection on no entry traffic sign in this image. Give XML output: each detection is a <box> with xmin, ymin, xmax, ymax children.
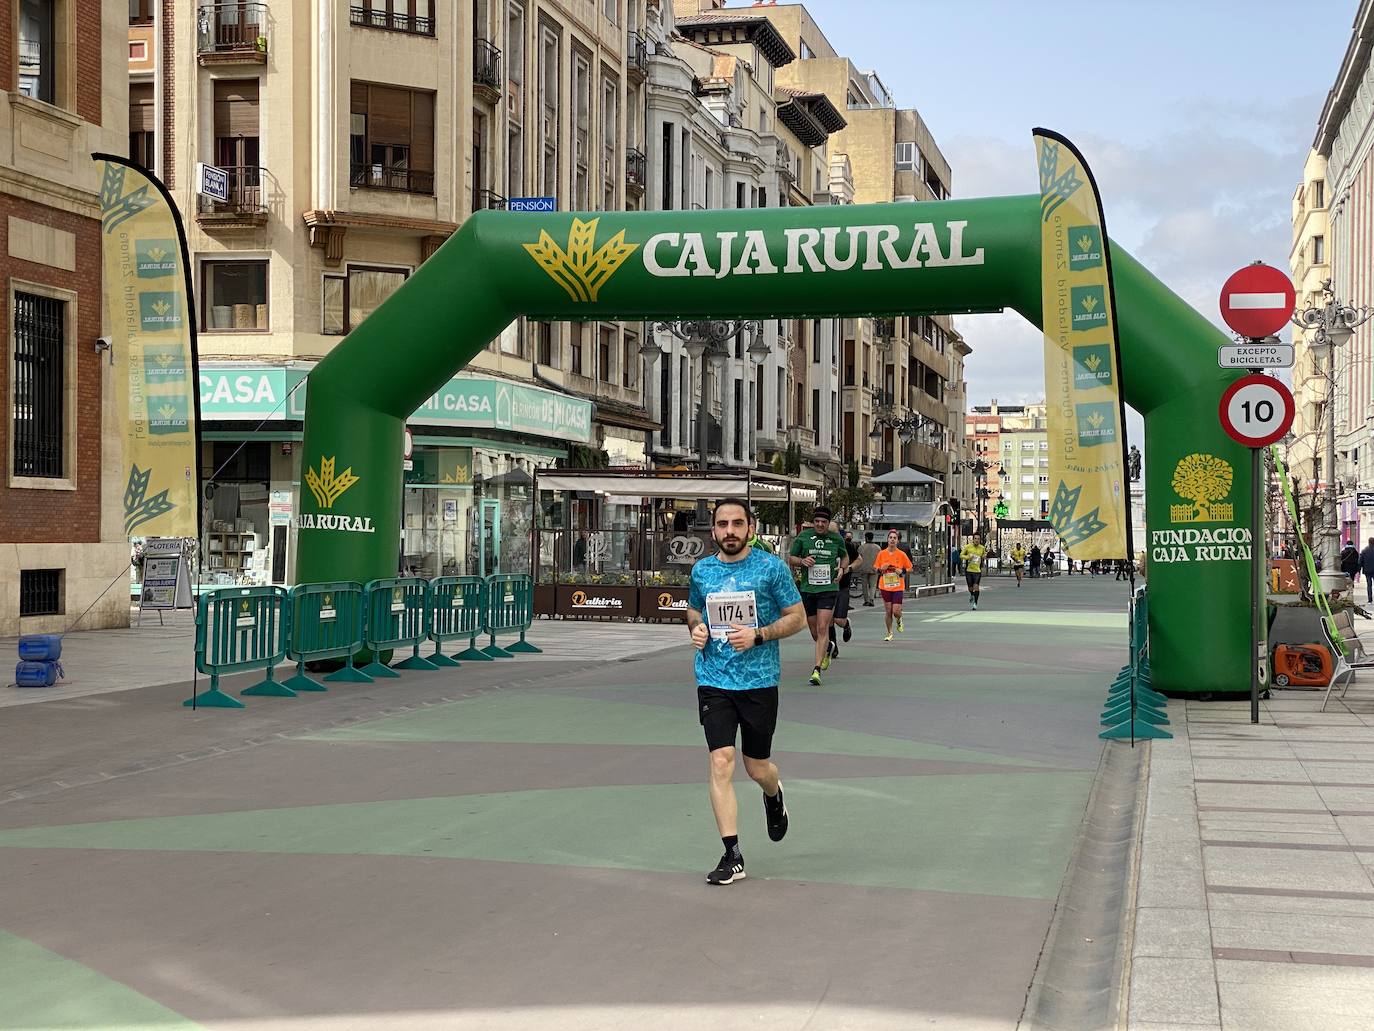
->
<box><xmin>1220</xmin><ymin>263</ymin><xmax>1296</xmax><ymax>339</ymax></box>
<box><xmin>1219</xmin><ymin>374</ymin><xmax>1294</xmax><ymax>448</ymax></box>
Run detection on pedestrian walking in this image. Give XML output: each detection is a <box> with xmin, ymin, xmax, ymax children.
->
<box><xmin>687</xmin><ymin>500</ymin><xmax>806</xmax><ymax>886</ymax></box>
<box><xmin>828</xmin><ymin>531</ymin><xmax>862</xmax><ymax>659</ymax></box>
<box><xmin>1029</xmin><ymin>544</ymin><xmax>1042</xmax><ymax>579</ymax></box>
<box><xmin>960</xmin><ymin>532</ymin><xmax>988</xmax><ymax>609</ymax></box>
<box><xmin>950</xmin><ymin>543</ymin><xmax>963</xmax><ymax>577</ymax></box>
<box><xmin>1341</xmin><ymin>542</ymin><xmax>1360</xmax><ymax>588</ymax></box>
<box><xmin>1361</xmin><ymin>538</ymin><xmax>1374</xmax><ymax>604</ymax></box>
<box><xmin>787</xmin><ymin>506</ymin><xmax>848</xmax><ymax>686</ymax></box>
<box><xmin>858</xmin><ymin>531</ymin><xmax>882</xmax><ymax>606</ymax></box>
<box><xmin>1010</xmin><ymin>543</ymin><xmax>1026</xmax><ymax>586</ymax></box>
<box><xmin>874</xmin><ymin>529</ymin><xmax>913</xmax><ymax>640</ymax></box>
<box><xmin>1115</xmin><ymin>558</ymin><xmax>1129</xmax><ymax>581</ymax></box>
<box><xmin>1043</xmin><ymin>548</ymin><xmax>1056</xmax><ymax>576</ymax></box>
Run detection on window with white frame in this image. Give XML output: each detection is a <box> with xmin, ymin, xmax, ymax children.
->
<box><xmin>573</xmin><ymin>47</ymin><xmax>592</xmax><ymax>209</ymax></box>
<box><xmin>601</xmin><ymin>70</ymin><xmax>618</xmax><ymax>210</ymax></box>
<box><xmin>507</xmin><ymin>3</ymin><xmax>526</xmax><ymax>200</ymax></box>
<box><xmin>895</xmin><ymin>142</ymin><xmax>916</xmax><ymax>170</ymax></box>
<box><xmin>203</xmin><ymin>261</ymin><xmax>268</xmax><ymax>331</ymax></box>
<box><xmin>538</xmin><ymin>21</ymin><xmax>561</xmax><ymax>197</ymax></box>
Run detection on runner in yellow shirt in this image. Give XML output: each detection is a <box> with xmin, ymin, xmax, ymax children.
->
<box><xmin>1010</xmin><ymin>544</ymin><xmax>1026</xmax><ymax>587</ymax></box>
<box><xmin>960</xmin><ymin>533</ymin><xmax>988</xmax><ymax>610</ymax></box>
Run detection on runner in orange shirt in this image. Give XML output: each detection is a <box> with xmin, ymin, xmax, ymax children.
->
<box><xmin>873</xmin><ymin>529</ymin><xmax>914</xmax><ymax>642</ymax></box>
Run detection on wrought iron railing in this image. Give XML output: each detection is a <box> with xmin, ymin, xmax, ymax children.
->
<box><xmin>197</xmin><ymin>165</ymin><xmax>268</xmax><ymax>216</ymax></box>
<box><xmin>349</xmin><ymin>4</ymin><xmax>433</xmax><ymax>36</ymax></box>
<box><xmin>475</xmin><ymin>188</ymin><xmax>507</xmax><ymax>210</ymax></box>
<box><xmin>197</xmin><ymin>3</ymin><xmax>268</xmax><ymax>54</ymax></box>
<box><xmin>350</xmin><ymin>163</ymin><xmax>434</xmax><ymax>195</ymax></box>
<box><xmin>474</xmin><ymin>38</ymin><xmax>502</xmax><ymax>93</ymax></box>
<box><xmin>626</xmin><ymin>147</ymin><xmax>647</xmax><ymax>189</ymax></box>
<box><xmin>627</xmin><ymin>31</ymin><xmax>649</xmax><ymax>77</ymax></box>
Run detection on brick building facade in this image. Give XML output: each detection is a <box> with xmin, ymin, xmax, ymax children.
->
<box><xmin>0</xmin><ymin>0</ymin><xmax>129</xmax><ymax>636</ymax></box>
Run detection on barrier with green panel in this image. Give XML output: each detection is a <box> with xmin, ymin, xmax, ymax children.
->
<box><xmin>186</xmin><ymin>586</ymin><xmax>290</xmax><ymax>707</ymax></box>
<box><xmin>482</xmin><ymin>574</ymin><xmax>540</xmax><ymax>658</ymax></box>
<box><xmin>285</xmin><ymin>581</ymin><xmax>370</xmax><ymax>690</ymax></box>
<box><xmin>363</xmin><ymin>578</ymin><xmax>436</xmax><ymax>677</ymax></box>
<box><xmin>429</xmin><ymin>575</ymin><xmax>488</xmax><ymax>664</ymax></box>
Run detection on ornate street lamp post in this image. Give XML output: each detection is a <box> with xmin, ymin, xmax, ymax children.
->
<box><xmin>1291</xmin><ymin>280</ymin><xmax>1374</xmax><ymax>576</ymax></box>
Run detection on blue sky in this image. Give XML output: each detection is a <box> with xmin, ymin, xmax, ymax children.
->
<box><xmin>736</xmin><ymin>0</ymin><xmax>1356</xmax><ymax>432</ymax></box>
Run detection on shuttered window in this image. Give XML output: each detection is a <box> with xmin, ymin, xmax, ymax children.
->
<box><xmin>348</xmin><ymin>81</ymin><xmax>435</xmax><ymax>194</ymax></box>
<box><xmin>213</xmin><ymin>79</ymin><xmax>260</xmax><ymax>170</ymax></box>
<box><xmin>129</xmin><ymin>82</ymin><xmax>155</xmax><ymax>168</ymax></box>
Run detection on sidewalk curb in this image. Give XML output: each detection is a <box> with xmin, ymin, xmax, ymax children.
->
<box><xmin>1019</xmin><ymin>737</ymin><xmax>1149</xmax><ymax>1031</ymax></box>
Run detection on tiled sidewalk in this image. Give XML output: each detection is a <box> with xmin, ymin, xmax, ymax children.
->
<box><xmin>1130</xmin><ymin>688</ymin><xmax>1374</xmax><ymax>1031</ymax></box>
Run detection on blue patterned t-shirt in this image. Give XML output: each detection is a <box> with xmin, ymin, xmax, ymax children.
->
<box><xmin>688</xmin><ymin>548</ymin><xmax>801</xmax><ymax>690</ymax></box>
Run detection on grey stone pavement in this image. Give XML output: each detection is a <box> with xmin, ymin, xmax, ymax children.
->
<box><xmin>1129</xmin><ymin>687</ymin><xmax>1374</xmax><ymax>1031</ymax></box>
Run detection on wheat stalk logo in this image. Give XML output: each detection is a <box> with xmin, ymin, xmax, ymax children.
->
<box><xmin>123</xmin><ymin>463</ymin><xmax>175</xmax><ymax>534</ymax></box>
<box><xmin>305</xmin><ymin>456</ymin><xmax>359</xmax><ymax>509</ymax></box>
<box><xmin>1037</xmin><ymin>139</ymin><xmax>1083</xmax><ymax>222</ymax></box>
<box><xmin>523</xmin><ymin>217</ymin><xmax>639</xmax><ymax>302</ymax></box>
<box><xmin>1083</xmin><ymin>353</ymin><xmax>1102</xmax><ymax>372</ymax></box>
<box><xmin>1075</xmin><ymin>233</ymin><xmax>1094</xmax><ymax>253</ymax></box>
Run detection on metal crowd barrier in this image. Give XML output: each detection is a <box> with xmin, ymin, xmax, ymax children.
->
<box><xmin>482</xmin><ymin>574</ymin><xmax>541</xmax><ymax>658</ymax></box>
<box><xmin>185</xmin><ymin>586</ymin><xmax>290</xmax><ymax>708</ymax></box>
<box><xmin>284</xmin><ymin>582</ymin><xmax>370</xmax><ymax>690</ymax></box>
<box><xmin>429</xmin><ymin>576</ymin><xmax>490</xmax><ymax>664</ymax></box>
<box><xmin>363</xmin><ymin>577</ymin><xmax>437</xmax><ymax>676</ymax></box>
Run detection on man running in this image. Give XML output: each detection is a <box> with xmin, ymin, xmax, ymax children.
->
<box><xmin>874</xmin><ymin>529</ymin><xmax>913</xmax><ymax>641</ymax></box>
<box><xmin>1010</xmin><ymin>543</ymin><xmax>1026</xmax><ymax>587</ymax></box>
<box><xmin>828</xmin><ymin>530</ymin><xmax>863</xmax><ymax>659</ymax></box>
<box><xmin>961</xmin><ymin>532</ymin><xmax>987</xmax><ymax>609</ymax></box>
<box><xmin>688</xmin><ymin>500</ymin><xmax>806</xmax><ymax>886</ymax></box>
<box><xmin>787</xmin><ymin>506</ymin><xmax>848</xmax><ymax>686</ymax></box>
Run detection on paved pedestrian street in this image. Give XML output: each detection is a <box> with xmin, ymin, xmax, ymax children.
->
<box><xmin>0</xmin><ymin>577</ymin><xmax>1127</xmax><ymax>1030</ymax></box>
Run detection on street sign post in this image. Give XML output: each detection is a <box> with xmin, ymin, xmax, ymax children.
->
<box><xmin>1217</xmin><ymin>340</ymin><xmax>1294</xmax><ymax>369</ymax></box>
<box><xmin>194</xmin><ymin>162</ymin><xmax>229</xmax><ymax>202</ymax></box>
<box><xmin>1220</xmin><ymin>263</ymin><xmax>1297</xmax><ymax>339</ymax></box>
<box><xmin>508</xmin><ymin>197</ymin><xmax>557</xmax><ymax>213</ymax></box>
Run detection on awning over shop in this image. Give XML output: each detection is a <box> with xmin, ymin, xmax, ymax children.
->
<box><xmin>871</xmin><ymin>466</ymin><xmax>941</xmax><ymax>486</ymax></box>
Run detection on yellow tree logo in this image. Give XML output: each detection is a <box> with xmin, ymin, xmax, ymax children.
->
<box><xmin>523</xmin><ymin>217</ymin><xmax>638</xmax><ymax>302</ymax></box>
<box><xmin>305</xmin><ymin>456</ymin><xmax>359</xmax><ymax>509</ymax></box>
<box><xmin>1170</xmin><ymin>453</ymin><xmax>1234</xmax><ymax>523</ymax></box>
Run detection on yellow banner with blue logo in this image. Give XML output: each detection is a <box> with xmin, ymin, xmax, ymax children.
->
<box><xmin>1033</xmin><ymin>129</ymin><xmax>1130</xmax><ymax>561</ymax></box>
<box><xmin>95</xmin><ymin>155</ymin><xmax>200</xmax><ymax>540</ymax></box>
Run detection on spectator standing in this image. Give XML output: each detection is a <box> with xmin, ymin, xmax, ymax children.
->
<box><xmin>1360</xmin><ymin>538</ymin><xmax>1374</xmax><ymax>603</ymax></box>
<box><xmin>1029</xmin><ymin>545</ymin><xmax>1042</xmax><ymax>579</ymax></box>
<box><xmin>858</xmin><ymin>532</ymin><xmax>882</xmax><ymax>606</ymax></box>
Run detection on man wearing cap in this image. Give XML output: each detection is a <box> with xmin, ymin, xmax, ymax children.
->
<box><xmin>787</xmin><ymin>506</ymin><xmax>848</xmax><ymax>686</ymax></box>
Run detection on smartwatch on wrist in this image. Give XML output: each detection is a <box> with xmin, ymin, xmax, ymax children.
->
<box><xmin>754</xmin><ymin>629</ymin><xmax>765</xmax><ymax>647</ymax></box>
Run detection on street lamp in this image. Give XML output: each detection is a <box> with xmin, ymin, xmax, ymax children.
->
<box><xmin>868</xmin><ymin>317</ymin><xmax>922</xmax><ymax>457</ymax></box>
<box><xmin>648</xmin><ymin>319</ymin><xmax>765</xmax><ymax>473</ymax></box>
<box><xmin>1291</xmin><ymin>279</ymin><xmax>1374</xmax><ymax>574</ymax></box>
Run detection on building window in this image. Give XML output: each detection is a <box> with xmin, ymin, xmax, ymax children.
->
<box><xmin>129</xmin><ymin>82</ymin><xmax>156</xmax><ymax>169</ymax></box>
<box><xmin>11</xmin><ymin>290</ymin><xmax>65</xmax><ymax>479</ymax></box>
<box><xmin>1313</xmin><ymin>235</ymin><xmax>1325</xmax><ymax>265</ymax></box>
<box><xmin>895</xmin><ymin>142</ymin><xmax>916</xmax><ymax>171</ymax></box>
<box><xmin>350</xmin><ymin>0</ymin><xmax>435</xmax><ymax>36</ymax></box>
<box><xmin>506</xmin><ymin>2</ymin><xmax>525</xmax><ymax>200</ymax></box>
<box><xmin>1313</xmin><ymin>180</ymin><xmax>1325</xmax><ymax>208</ymax></box>
<box><xmin>599</xmin><ymin>324</ymin><xmax>614</xmax><ymax>381</ymax></box>
<box><xmin>572</xmin><ymin>324</ymin><xmax>587</xmax><ymax>377</ymax></box>
<box><xmin>602</xmin><ymin>0</ymin><xmax>618</xmax><ymax>25</ymax></box>
<box><xmin>349</xmin><ymin>82</ymin><xmax>436</xmax><ymax>195</ymax></box>
<box><xmin>622</xmin><ymin>330</ymin><xmax>638</xmax><ymax>388</ymax></box>
<box><xmin>662</xmin><ymin>121</ymin><xmax>675</xmax><ymax>210</ymax></box>
<box><xmin>129</xmin><ymin>40</ymin><xmax>147</xmax><ymax>61</ymax></box>
<box><xmin>203</xmin><ymin>261</ymin><xmax>268</xmax><ymax>331</ymax></box>
<box><xmin>536</xmin><ymin>321</ymin><xmax>559</xmax><ymax>368</ymax></box>
<box><xmin>18</xmin><ymin>0</ymin><xmax>56</xmax><ymax>105</ymax></box>
<box><xmin>19</xmin><ymin>569</ymin><xmax>62</xmax><ymax>617</ymax></box>
<box><xmin>602</xmin><ymin>72</ymin><xmax>618</xmax><ymax>210</ymax></box>
<box><xmin>321</xmin><ymin>265</ymin><xmax>409</xmax><ymax>334</ymax></box>
<box><xmin>539</xmin><ymin>21</ymin><xmax>561</xmax><ymax>197</ymax></box>
<box><xmin>214</xmin><ymin>79</ymin><xmax>260</xmax><ymax>181</ymax></box>
<box><xmin>129</xmin><ymin>0</ymin><xmax>154</xmax><ymax>24</ymax></box>
<box><xmin>573</xmin><ymin>47</ymin><xmax>592</xmax><ymax>209</ymax></box>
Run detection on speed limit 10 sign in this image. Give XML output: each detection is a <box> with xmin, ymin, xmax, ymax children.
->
<box><xmin>1218</xmin><ymin>374</ymin><xmax>1294</xmax><ymax>448</ymax></box>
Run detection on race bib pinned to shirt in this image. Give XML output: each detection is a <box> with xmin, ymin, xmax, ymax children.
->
<box><xmin>807</xmin><ymin>564</ymin><xmax>833</xmax><ymax>587</ymax></box>
<box><xmin>880</xmin><ymin>572</ymin><xmax>903</xmax><ymax>591</ymax></box>
<box><xmin>705</xmin><ymin>590</ymin><xmax>758</xmax><ymax>641</ymax></box>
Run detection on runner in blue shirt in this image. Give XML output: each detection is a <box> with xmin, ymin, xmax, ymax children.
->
<box><xmin>687</xmin><ymin>499</ymin><xmax>806</xmax><ymax>885</ymax></box>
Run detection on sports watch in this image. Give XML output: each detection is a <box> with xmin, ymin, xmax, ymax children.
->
<box><xmin>754</xmin><ymin>629</ymin><xmax>765</xmax><ymax>648</ymax></box>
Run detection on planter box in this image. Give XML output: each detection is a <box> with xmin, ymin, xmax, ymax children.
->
<box><xmin>554</xmin><ymin>584</ymin><xmax>638</xmax><ymax>620</ymax></box>
<box><xmin>640</xmin><ymin>586</ymin><xmax>689</xmax><ymax>622</ymax></box>
<box><xmin>534</xmin><ymin>583</ymin><xmax>556</xmax><ymax>618</ymax></box>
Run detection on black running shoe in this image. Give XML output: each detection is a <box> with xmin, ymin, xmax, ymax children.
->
<box><xmin>764</xmin><ymin>782</ymin><xmax>789</xmax><ymax>842</ymax></box>
<box><xmin>706</xmin><ymin>851</ymin><xmax>746</xmax><ymax>885</ymax></box>
<box><xmin>842</xmin><ymin>622</ymin><xmax>853</xmax><ymax>643</ymax></box>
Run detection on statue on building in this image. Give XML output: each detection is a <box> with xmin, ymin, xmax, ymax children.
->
<box><xmin>1128</xmin><ymin>444</ymin><xmax>1142</xmax><ymax>482</ymax></box>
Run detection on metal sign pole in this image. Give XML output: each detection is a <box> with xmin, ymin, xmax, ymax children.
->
<box><xmin>1247</xmin><ymin>361</ymin><xmax>1267</xmax><ymax>724</ymax></box>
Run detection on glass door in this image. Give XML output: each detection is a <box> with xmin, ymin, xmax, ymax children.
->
<box><xmin>479</xmin><ymin>498</ymin><xmax>501</xmax><ymax>577</ymax></box>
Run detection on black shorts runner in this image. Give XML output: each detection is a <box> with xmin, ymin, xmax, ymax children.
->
<box><xmin>966</xmin><ymin>571</ymin><xmax>983</xmax><ymax>588</ymax></box>
<box><xmin>833</xmin><ymin>582</ymin><xmax>852</xmax><ymax>619</ymax></box>
<box><xmin>698</xmin><ymin>685</ymin><xmax>779</xmax><ymax>758</ymax></box>
<box><xmin>802</xmin><ymin>591</ymin><xmax>839</xmax><ymax>617</ymax></box>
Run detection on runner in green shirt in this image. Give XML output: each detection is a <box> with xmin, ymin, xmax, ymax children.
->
<box><xmin>787</xmin><ymin>506</ymin><xmax>848</xmax><ymax>685</ymax></box>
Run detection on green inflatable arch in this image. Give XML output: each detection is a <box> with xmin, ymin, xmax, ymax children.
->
<box><xmin>297</xmin><ymin>195</ymin><xmax>1251</xmax><ymax>696</ymax></box>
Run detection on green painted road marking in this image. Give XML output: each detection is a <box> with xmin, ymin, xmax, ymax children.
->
<box><xmin>0</xmin><ymin>774</ymin><xmax>1090</xmax><ymax>899</ymax></box>
<box><xmin>927</xmin><ymin>611</ymin><xmax>1127</xmax><ymax>628</ymax></box>
<box><xmin>0</xmin><ymin>929</ymin><xmax>202</xmax><ymax>1030</ymax></box>
<box><xmin>298</xmin><ymin>693</ymin><xmax>1039</xmax><ymax>764</ymax></box>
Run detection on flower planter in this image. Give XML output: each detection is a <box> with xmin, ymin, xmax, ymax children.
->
<box><xmin>534</xmin><ymin>583</ymin><xmax>556</xmax><ymax>618</ymax></box>
<box><xmin>554</xmin><ymin>584</ymin><xmax>638</xmax><ymax>620</ymax></box>
<box><xmin>639</xmin><ymin>585</ymin><xmax>689</xmax><ymax>622</ymax></box>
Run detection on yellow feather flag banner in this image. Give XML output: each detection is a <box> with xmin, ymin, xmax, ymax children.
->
<box><xmin>95</xmin><ymin>155</ymin><xmax>200</xmax><ymax>539</ymax></box>
<box><xmin>1033</xmin><ymin>129</ymin><xmax>1131</xmax><ymax>561</ymax></box>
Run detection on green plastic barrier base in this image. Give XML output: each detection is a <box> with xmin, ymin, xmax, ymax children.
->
<box><xmin>429</xmin><ymin>650</ymin><xmax>462</xmax><ymax>668</ymax></box>
<box><xmin>1101</xmin><ymin>703</ymin><xmax>1169</xmax><ymax>726</ymax></box>
<box><xmin>242</xmin><ymin>677</ymin><xmax>296</xmax><ymax>697</ymax></box>
<box><xmin>482</xmin><ymin>644</ymin><xmax>515</xmax><ymax>659</ymax></box>
<box><xmin>506</xmin><ymin>639</ymin><xmax>542</xmax><ymax>654</ymax></box>
<box><xmin>1101</xmin><ymin>720</ymin><xmax>1173</xmax><ymax>741</ymax></box>
<box><xmin>361</xmin><ymin>661</ymin><xmax>400</xmax><ymax>679</ymax></box>
<box><xmin>394</xmin><ymin>653</ymin><xmax>440</xmax><ymax>671</ymax></box>
<box><xmin>282</xmin><ymin>673</ymin><xmax>327</xmax><ymax>693</ymax></box>
<box><xmin>457</xmin><ymin>643</ymin><xmax>493</xmax><ymax>661</ymax></box>
<box><xmin>324</xmin><ymin>664</ymin><xmax>373</xmax><ymax>683</ymax></box>
<box><xmin>182</xmin><ymin>686</ymin><xmax>245</xmax><ymax>709</ymax></box>
<box><xmin>1107</xmin><ymin>684</ymin><xmax>1166</xmax><ymax>705</ymax></box>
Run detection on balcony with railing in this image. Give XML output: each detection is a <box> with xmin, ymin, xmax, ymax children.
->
<box><xmin>626</xmin><ymin>148</ymin><xmax>647</xmax><ymax>196</ymax></box>
<box><xmin>775</xmin><ymin>142</ymin><xmax>795</xmax><ymax>184</ymax></box>
<box><xmin>197</xmin><ymin>3</ymin><xmax>268</xmax><ymax>65</ymax></box>
<box><xmin>474</xmin><ymin>39</ymin><xmax>502</xmax><ymax>102</ymax></box>
<box><xmin>350</xmin><ymin>163</ymin><xmax>434</xmax><ymax>196</ymax></box>
<box><xmin>196</xmin><ymin>165</ymin><xmax>268</xmax><ymax>228</ymax></box>
<box><xmin>628</xmin><ymin>31</ymin><xmax>649</xmax><ymax>80</ymax></box>
<box><xmin>349</xmin><ymin>4</ymin><xmax>434</xmax><ymax>36</ymax></box>
<box><xmin>474</xmin><ymin>188</ymin><xmax>507</xmax><ymax>211</ymax></box>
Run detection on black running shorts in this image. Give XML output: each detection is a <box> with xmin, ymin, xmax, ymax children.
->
<box><xmin>698</xmin><ymin>685</ymin><xmax>779</xmax><ymax>759</ymax></box>
<box><xmin>966</xmin><ymin>571</ymin><xmax>983</xmax><ymax>588</ymax></box>
<box><xmin>802</xmin><ymin>591</ymin><xmax>839</xmax><ymax>617</ymax></box>
<box><xmin>833</xmin><ymin>583</ymin><xmax>853</xmax><ymax>620</ymax></box>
